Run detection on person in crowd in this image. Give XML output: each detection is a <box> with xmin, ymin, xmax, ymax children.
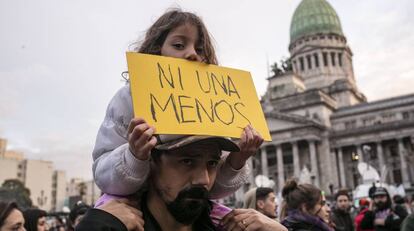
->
<box><xmin>331</xmin><ymin>189</ymin><xmax>354</xmax><ymax>231</ymax></box>
<box><xmin>401</xmin><ymin>213</ymin><xmax>414</xmax><ymax>231</ymax></box>
<box><xmin>243</xmin><ymin>187</ymin><xmax>278</xmax><ymax>219</ymax></box>
<box><xmin>68</xmin><ymin>202</ymin><xmax>90</xmax><ymax>230</ymax></box>
<box><xmin>0</xmin><ymin>201</ymin><xmax>25</xmax><ymax>231</ymax></box>
<box><xmin>280</xmin><ymin>179</ymin><xmax>333</xmax><ymax>231</ymax></box>
<box><xmin>48</xmin><ymin>216</ymin><xmax>65</xmax><ymax>231</ymax></box>
<box><xmin>354</xmin><ymin>198</ymin><xmax>373</xmax><ymax>231</ymax></box>
<box><xmin>92</xmin><ymin>7</ymin><xmax>262</xmax><ymax>203</ymax></box>
<box><xmin>77</xmin><ymin>135</ymin><xmax>283</xmax><ymax>231</ymax></box>
<box><xmin>393</xmin><ymin>194</ymin><xmax>411</xmax><ymax>215</ymax></box>
<box><xmin>360</xmin><ymin>187</ymin><xmax>408</xmax><ymax>231</ymax></box>
<box><xmin>22</xmin><ymin>209</ymin><xmax>48</xmax><ymax>231</ymax></box>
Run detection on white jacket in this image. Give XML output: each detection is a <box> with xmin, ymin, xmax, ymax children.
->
<box><xmin>92</xmin><ymin>84</ymin><xmax>249</xmax><ymax>198</ymax></box>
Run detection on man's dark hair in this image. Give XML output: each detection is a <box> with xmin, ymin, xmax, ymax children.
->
<box><xmin>256</xmin><ymin>187</ymin><xmax>274</xmax><ymax>201</ymax></box>
<box><xmin>335</xmin><ymin>189</ymin><xmax>350</xmax><ymax>201</ymax></box>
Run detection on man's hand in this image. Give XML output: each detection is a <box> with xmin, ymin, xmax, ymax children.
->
<box><xmin>221</xmin><ymin>209</ymin><xmax>287</xmax><ymax>231</ymax></box>
<box><xmin>228</xmin><ymin>125</ymin><xmax>264</xmax><ymax>170</ymax></box>
<box><xmin>97</xmin><ymin>199</ymin><xmax>144</xmax><ymax>231</ymax></box>
<box><xmin>127</xmin><ymin>118</ymin><xmax>157</xmax><ymax>160</ymax></box>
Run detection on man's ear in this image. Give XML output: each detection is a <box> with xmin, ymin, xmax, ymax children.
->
<box><xmin>256</xmin><ymin>200</ymin><xmax>265</xmax><ymax>210</ymax></box>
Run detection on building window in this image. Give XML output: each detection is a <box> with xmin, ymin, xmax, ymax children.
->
<box><xmin>314</xmin><ymin>53</ymin><xmax>319</xmax><ymax>67</ymax></box>
<box><xmin>299</xmin><ymin>57</ymin><xmax>304</xmax><ymax>71</ymax></box>
<box><xmin>306</xmin><ymin>55</ymin><xmax>312</xmax><ymax>69</ymax></box>
<box><xmin>382</xmin><ymin>113</ymin><xmax>396</xmax><ymax>122</ymax></box>
<box><xmin>362</xmin><ymin>116</ymin><xmax>376</xmax><ymax>126</ymax></box>
<box><xmin>293</xmin><ymin>60</ymin><xmax>297</xmax><ymax>71</ymax></box>
<box><xmin>344</xmin><ymin>120</ymin><xmax>356</xmax><ymax>129</ymax></box>
<box><xmin>323</xmin><ymin>52</ymin><xmax>328</xmax><ymax>66</ymax></box>
<box><xmin>402</xmin><ymin>111</ymin><xmax>410</xmax><ymax>120</ymax></box>
<box><xmin>331</xmin><ymin>52</ymin><xmax>336</xmax><ymax>66</ymax></box>
<box><xmin>273</xmin><ymin>85</ymin><xmax>285</xmax><ymax>93</ymax></box>
<box><xmin>338</xmin><ymin>53</ymin><xmax>343</xmax><ymax>66</ymax></box>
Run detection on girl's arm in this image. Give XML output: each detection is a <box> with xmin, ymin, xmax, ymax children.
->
<box><xmin>210</xmin><ymin>126</ymin><xmax>263</xmax><ymax>199</ymax></box>
<box><xmin>93</xmin><ymin>85</ymin><xmax>150</xmax><ymax>195</ymax></box>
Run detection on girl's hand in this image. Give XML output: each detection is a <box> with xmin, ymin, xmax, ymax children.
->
<box><xmin>127</xmin><ymin>118</ymin><xmax>157</xmax><ymax>160</ymax></box>
<box><xmin>228</xmin><ymin>125</ymin><xmax>264</xmax><ymax>170</ymax></box>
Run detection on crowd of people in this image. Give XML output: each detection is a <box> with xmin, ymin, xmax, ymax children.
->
<box><xmin>0</xmin><ymin>201</ymin><xmax>90</xmax><ymax>231</ymax></box>
<box><xmin>1</xmin><ymin>7</ymin><xmax>414</xmax><ymax>231</ymax></box>
<box><xmin>2</xmin><ymin>183</ymin><xmax>413</xmax><ymax>231</ymax></box>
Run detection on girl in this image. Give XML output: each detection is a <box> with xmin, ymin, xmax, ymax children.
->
<box><xmin>281</xmin><ymin>179</ymin><xmax>333</xmax><ymax>231</ymax></box>
<box><xmin>92</xmin><ymin>9</ymin><xmax>263</xmax><ymax>199</ymax></box>
<box><xmin>0</xmin><ymin>201</ymin><xmax>25</xmax><ymax>231</ymax></box>
<box><xmin>22</xmin><ymin>209</ymin><xmax>48</xmax><ymax>231</ymax></box>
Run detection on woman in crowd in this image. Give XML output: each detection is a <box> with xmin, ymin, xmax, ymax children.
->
<box><xmin>281</xmin><ymin>179</ymin><xmax>333</xmax><ymax>231</ymax></box>
<box><xmin>0</xmin><ymin>201</ymin><xmax>25</xmax><ymax>231</ymax></box>
<box><xmin>22</xmin><ymin>209</ymin><xmax>48</xmax><ymax>231</ymax></box>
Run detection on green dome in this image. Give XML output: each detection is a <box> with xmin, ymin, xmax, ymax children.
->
<box><xmin>290</xmin><ymin>0</ymin><xmax>343</xmax><ymax>43</ymax></box>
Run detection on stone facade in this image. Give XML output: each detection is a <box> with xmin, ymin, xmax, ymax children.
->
<box><xmin>252</xmin><ymin>0</ymin><xmax>414</xmax><ymax>195</ymax></box>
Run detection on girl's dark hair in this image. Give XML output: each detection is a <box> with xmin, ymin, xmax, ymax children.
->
<box><xmin>135</xmin><ymin>8</ymin><xmax>218</xmax><ymax>65</ymax></box>
<box><xmin>282</xmin><ymin>179</ymin><xmax>321</xmax><ymax>213</ymax></box>
<box><xmin>0</xmin><ymin>201</ymin><xmax>19</xmax><ymax>227</ymax></box>
<box><xmin>23</xmin><ymin>208</ymin><xmax>47</xmax><ymax>231</ymax></box>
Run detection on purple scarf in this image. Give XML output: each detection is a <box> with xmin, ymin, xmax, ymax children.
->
<box><xmin>282</xmin><ymin>209</ymin><xmax>333</xmax><ymax>231</ymax></box>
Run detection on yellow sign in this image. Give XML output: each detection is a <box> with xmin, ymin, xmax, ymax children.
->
<box><xmin>127</xmin><ymin>52</ymin><xmax>271</xmax><ymax>141</ymax></box>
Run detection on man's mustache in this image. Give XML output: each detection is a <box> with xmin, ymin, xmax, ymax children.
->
<box><xmin>177</xmin><ymin>185</ymin><xmax>209</xmax><ymax>200</ymax></box>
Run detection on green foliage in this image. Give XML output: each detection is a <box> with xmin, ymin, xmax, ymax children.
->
<box><xmin>0</xmin><ymin>179</ymin><xmax>32</xmax><ymax>209</ymax></box>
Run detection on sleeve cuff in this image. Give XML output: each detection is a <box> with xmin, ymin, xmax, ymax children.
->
<box><xmin>123</xmin><ymin>144</ymin><xmax>150</xmax><ymax>179</ymax></box>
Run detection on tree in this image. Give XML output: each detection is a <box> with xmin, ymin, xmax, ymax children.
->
<box><xmin>0</xmin><ymin>179</ymin><xmax>32</xmax><ymax>209</ymax></box>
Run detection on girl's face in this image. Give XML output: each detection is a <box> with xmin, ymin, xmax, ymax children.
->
<box><xmin>313</xmin><ymin>195</ymin><xmax>331</xmax><ymax>223</ymax></box>
<box><xmin>0</xmin><ymin>209</ymin><xmax>25</xmax><ymax>231</ymax></box>
<box><xmin>37</xmin><ymin>216</ymin><xmax>48</xmax><ymax>231</ymax></box>
<box><xmin>161</xmin><ymin>23</ymin><xmax>203</xmax><ymax>62</ymax></box>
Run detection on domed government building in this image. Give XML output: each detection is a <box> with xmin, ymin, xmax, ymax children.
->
<box><xmin>248</xmin><ymin>0</ymin><xmax>414</xmax><ymax>196</ymax></box>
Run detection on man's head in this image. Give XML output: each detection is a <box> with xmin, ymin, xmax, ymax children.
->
<box><xmin>334</xmin><ymin>189</ymin><xmax>350</xmax><ymax>211</ymax></box>
<box><xmin>149</xmin><ymin>135</ymin><xmax>239</xmax><ymax>225</ymax></box>
<box><xmin>372</xmin><ymin>187</ymin><xmax>391</xmax><ymax>210</ymax></box>
<box><xmin>256</xmin><ymin>187</ymin><xmax>278</xmax><ymax>218</ymax></box>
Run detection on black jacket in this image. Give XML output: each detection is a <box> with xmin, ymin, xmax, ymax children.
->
<box><xmin>75</xmin><ymin>209</ymin><xmax>126</xmax><ymax>231</ymax></box>
<box><xmin>360</xmin><ymin>207</ymin><xmax>407</xmax><ymax>231</ymax></box>
<box><xmin>76</xmin><ymin>193</ymin><xmax>217</xmax><ymax>231</ymax></box>
<box><xmin>282</xmin><ymin>216</ymin><xmax>331</xmax><ymax>231</ymax></box>
<box><xmin>331</xmin><ymin>208</ymin><xmax>354</xmax><ymax>231</ymax></box>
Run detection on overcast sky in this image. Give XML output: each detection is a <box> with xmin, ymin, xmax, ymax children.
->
<box><xmin>1</xmin><ymin>0</ymin><xmax>413</xmax><ymax>180</ymax></box>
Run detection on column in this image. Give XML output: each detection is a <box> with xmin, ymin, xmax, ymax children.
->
<box><xmin>337</xmin><ymin>148</ymin><xmax>346</xmax><ymax>188</ymax></box>
<box><xmin>276</xmin><ymin>144</ymin><xmax>285</xmax><ymax>191</ymax></box>
<box><xmin>247</xmin><ymin>157</ymin><xmax>255</xmax><ymax>186</ymax></box>
<box><xmin>398</xmin><ymin>138</ymin><xmax>410</xmax><ymax>187</ymax></box>
<box><xmin>309</xmin><ymin>140</ymin><xmax>320</xmax><ymax>186</ymax></box>
<box><xmin>260</xmin><ymin>147</ymin><xmax>269</xmax><ymax>177</ymax></box>
<box><xmin>292</xmin><ymin>141</ymin><xmax>300</xmax><ymax>178</ymax></box>
<box><xmin>356</xmin><ymin>144</ymin><xmax>364</xmax><ymax>162</ymax></box>
<box><xmin>376</xmin><ymin>141</ymin><xmax>385</xmax><ymax>172</ymax></box>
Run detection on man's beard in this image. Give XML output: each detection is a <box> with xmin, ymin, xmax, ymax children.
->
<box><xmin>375</xmin><ymin>201</ymin><xmax>388</xmax><ymax>210</ymax></box>
<box><xmin>166</xmin><ymin>186</ymin><xmax>210</xmax><ymax>225</ymax></box>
